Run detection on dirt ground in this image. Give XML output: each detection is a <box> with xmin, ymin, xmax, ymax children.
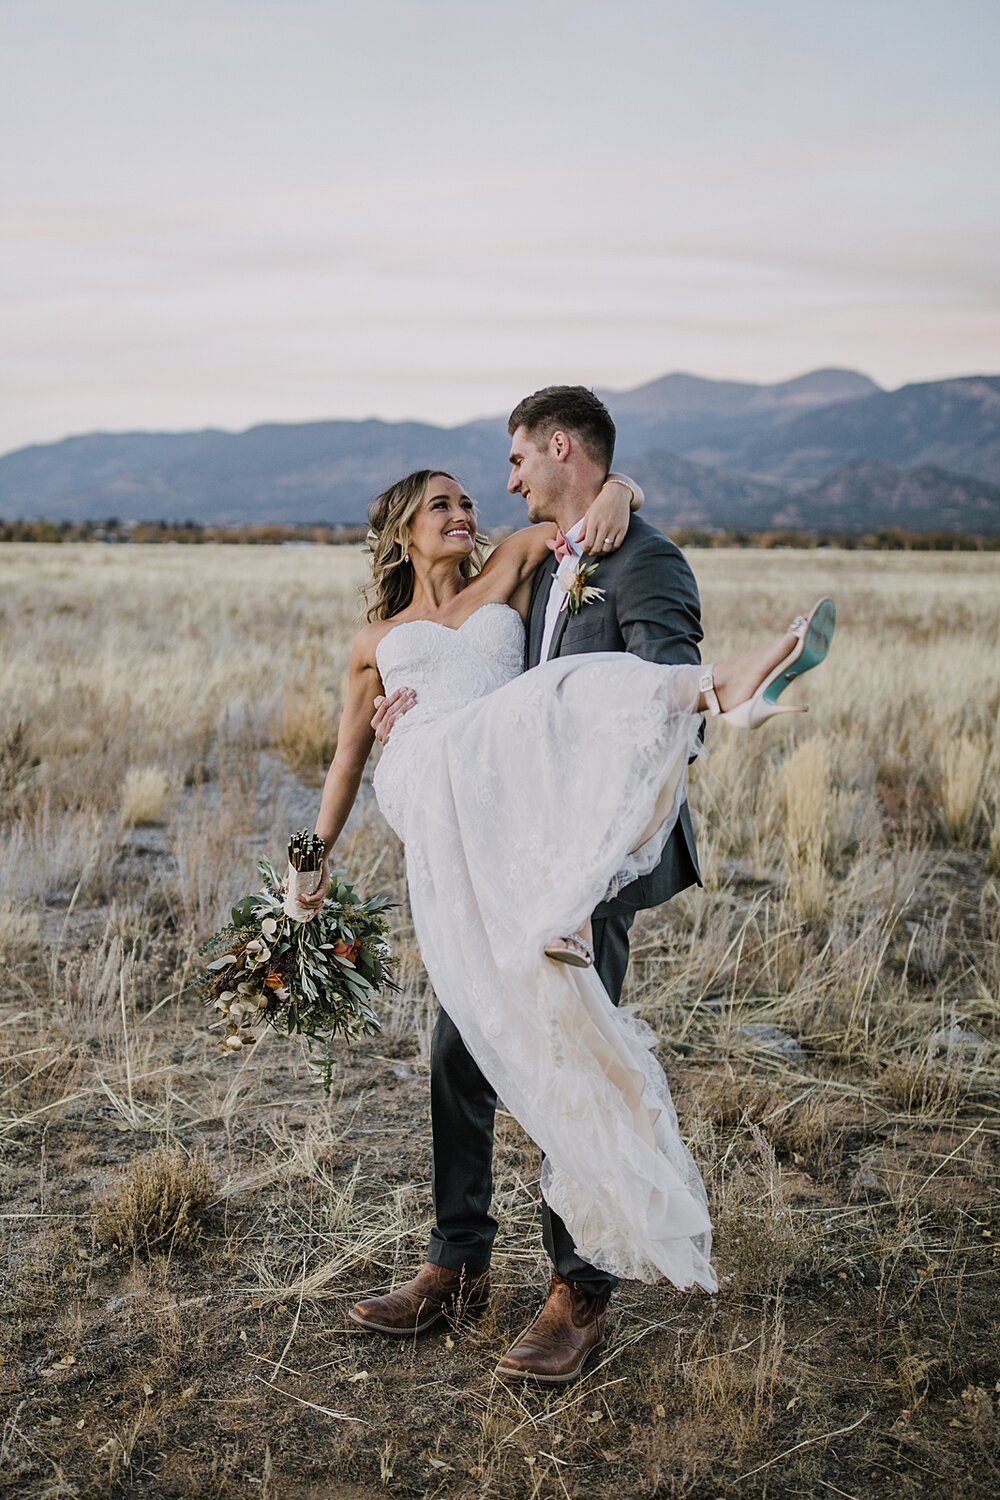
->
<box><xmin>1</xmin><ymin>544</ymin><xmax>998</xmax><ymax>1498</ymax></box>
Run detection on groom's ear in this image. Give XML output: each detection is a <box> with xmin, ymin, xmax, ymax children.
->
<box><xmin>550</xmin><ymin>428</ymin><xmax>572</xmax><ymax>463</ymax></box>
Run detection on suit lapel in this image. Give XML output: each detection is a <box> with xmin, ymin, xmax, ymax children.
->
<box><xmin>547</xmin><ymin>597</ymin><xmax>570</xmax><ymax>660</ymax></box>
<box><xmin>526</xmin><ymin>563</ymin><xmax>551</xmax><ymax>668</ymax></box>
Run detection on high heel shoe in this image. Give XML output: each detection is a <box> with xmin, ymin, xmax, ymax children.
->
<box><xmin>700</xmin><ymin>598</ymin><xmax>836</xmax><ymax>729</ymax></box>
<box><xmin>544</xmin><ymin>932</ymin><xmax>595</xmax><ymax>968</ymax></box>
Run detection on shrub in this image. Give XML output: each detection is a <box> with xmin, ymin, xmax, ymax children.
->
<box><xmin>120</xmin><ymin>765</ymin><xmax>173</xmax><ymax>827</ymax></box>
<box><xmin>94</xmin><ymin>1144</ymin><xmax>214</xmax><ymax>1255</ymax></box>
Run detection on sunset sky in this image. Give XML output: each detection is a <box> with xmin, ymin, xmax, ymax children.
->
<box><xmin>2</xmin><ymin>0</ymin><xmax>998</xmax><ymax>452</ymax></box>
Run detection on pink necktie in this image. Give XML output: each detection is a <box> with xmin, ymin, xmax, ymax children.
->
<box><xmin>547</xmin><ymin>528</ymin><xmax>573</xmax><ymax>562</ymax></box>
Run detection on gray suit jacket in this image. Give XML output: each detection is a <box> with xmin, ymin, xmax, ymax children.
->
<box><xmin>524</xmin><ymin>512</ymin><xmax>703</xmax><ymax>917</ymax></box>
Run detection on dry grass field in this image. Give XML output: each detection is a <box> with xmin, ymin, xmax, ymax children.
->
<box><xmin>1</xmin><ymin>541</ymin><xmax>998</xmax><ymax>1500</ymax></box>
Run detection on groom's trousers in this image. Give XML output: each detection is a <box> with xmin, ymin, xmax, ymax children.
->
<box><xmin>426</xmin><ymin>910</ymin><xmax>635</xmax><ymax>1299</ymax></box>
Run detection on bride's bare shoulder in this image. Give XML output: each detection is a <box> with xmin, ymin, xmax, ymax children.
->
<box><xmin>352</xmin><ymin>618</ymin><xmax>394</xmax><ymax>669</ymax></box>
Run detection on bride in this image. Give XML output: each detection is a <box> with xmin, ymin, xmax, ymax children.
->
<box><xmin>299</xmin><ymin>463</ymin><xmax>833</xmax><ymax>1343</ymax></box>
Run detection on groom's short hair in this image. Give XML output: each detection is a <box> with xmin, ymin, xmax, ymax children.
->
<box><xmin>508</xmin><ymin>386</ymin><xmax>616</xmax><ymax>471</ymax></box>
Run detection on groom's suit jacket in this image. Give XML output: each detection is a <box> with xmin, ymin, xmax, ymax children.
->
<box><xmin>525</xmin><ymin>511</ymin><xmax>703</xmax><ymax>917</ymax></box>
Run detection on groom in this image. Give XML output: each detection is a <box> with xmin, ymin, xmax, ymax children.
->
<box><xmin>352</xmin><ymin>385</ymin><xmax>703</xmax><ymax>1382</ymax></box>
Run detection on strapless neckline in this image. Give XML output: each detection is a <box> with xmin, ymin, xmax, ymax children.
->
<box><xmin>373</xmin><ymin>600</ymin><xmax>525</xmax><ymax>722</ymax></box>
<box><xmin>375</xmin><ymin>602</ymin><xmax>523</xmax><ymax>679</ymax></box>
<box><xmin>383</xmin><ymin>601</ymin><xmax>520</xmax><ymax>641</ymax></box>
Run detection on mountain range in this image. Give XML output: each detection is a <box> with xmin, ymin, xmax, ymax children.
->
<box><xmin>3</xmin><ymin>368</ymin><xmax>999</xmax><ymax>534</ymax></box>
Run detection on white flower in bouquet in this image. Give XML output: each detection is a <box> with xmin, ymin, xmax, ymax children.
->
<box><xmin>556</xmin><ymin>554</ymin><xmax>605</xmax><ymax>615</ymax></box>
<box><xmin>556</xmin><ymin>552</ymin><xmax>580</xmax><ymax>590</ymax></box>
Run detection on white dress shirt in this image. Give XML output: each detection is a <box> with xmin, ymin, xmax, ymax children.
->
<box><xmin>539</xmin><ymin>516</ymin><xmax>585</xmax><ymax>662</ymax></box>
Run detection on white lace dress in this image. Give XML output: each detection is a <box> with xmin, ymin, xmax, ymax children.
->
<box><xmin>373</xmin><ymin>602</ymin><xmax>716</xmax><ymax>1291</ymax></box>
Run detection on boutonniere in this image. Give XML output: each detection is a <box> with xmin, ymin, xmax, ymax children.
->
<box><xmin>556</xmin><ymin>551</ymin><xmax>605</xmax><ymax>616</ymax></box>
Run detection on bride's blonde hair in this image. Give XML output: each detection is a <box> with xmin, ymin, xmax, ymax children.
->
<box><xmin>364</xmin><ymin>469</ymin><xmax>487</xmax><ymax>622</ymax></box>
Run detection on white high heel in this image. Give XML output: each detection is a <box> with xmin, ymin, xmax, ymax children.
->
<box><xmin>700</xmin><ymin>598</ymin><xmax>836</xmax><ymax>730</ymax></box>
<box><xmin>544</xmin><ymin>932</ymin><xmax>595</xmax><ymax>968</ymax></box>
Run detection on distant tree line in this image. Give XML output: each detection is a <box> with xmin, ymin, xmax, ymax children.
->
<box><xmin>668</xmin><ymin>525</ymin><xmax>1000</xmax><ymax>551</ymax></box>
<box><xmin>1</xmin><ymin>517</ymin><xmax>997</xmax><ymax>550</ymax></box>
<box><xmin>0</xmin><ymin>518</ymin><xmax>371</xmax><ymax>545</ymax></box>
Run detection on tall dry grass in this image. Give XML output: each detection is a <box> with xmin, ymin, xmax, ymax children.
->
<box><xmin>0</xmin><ymin>542</ymin><xmax>997</xmax><ymax>1499</ymax></box>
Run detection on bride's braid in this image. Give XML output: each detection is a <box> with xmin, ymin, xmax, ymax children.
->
<box><xmin>364</xmin><ymin>469</ymin><xmax>487</xmax><ymax>622</ymax></box>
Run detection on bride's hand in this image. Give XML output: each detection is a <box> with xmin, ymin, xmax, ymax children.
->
<box><xmin>580</xmin><ymin>473</ymin><xmax>643</xmax><ymax>557</ymax></box>
<box><xmin>296</xmin><ymin>864</ymin><xmax>331</xmax><ymax>913</ymax></box>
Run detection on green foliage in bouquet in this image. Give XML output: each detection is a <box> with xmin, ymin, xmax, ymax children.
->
<box><xmin>195</xmin><ymin>859</ymin><xmax>396</xmax><ymax>1092</ymax></box>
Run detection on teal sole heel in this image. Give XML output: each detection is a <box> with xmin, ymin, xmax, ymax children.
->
<box><xmin>762</xmin><ymin>598</ymin><xmax>836</xmax><ymax>706</ymax></box>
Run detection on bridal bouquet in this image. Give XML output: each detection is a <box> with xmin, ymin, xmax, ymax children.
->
<box><xmin>196</xmin><ymin>835</ymin><xmax>396</xmax><ymax>1091</ymax></box>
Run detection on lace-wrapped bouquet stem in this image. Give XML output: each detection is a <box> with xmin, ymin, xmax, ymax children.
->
<box><xmin>195</xmin><ymin>854</ymin><xmax>397</xmax><ymax>1092</ymax></box>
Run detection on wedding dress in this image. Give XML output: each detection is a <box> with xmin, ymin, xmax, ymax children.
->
<box><xmin>373</xmin><ymin>602</ymin><xmax>716</xmax><ymax>1291</ymax></box>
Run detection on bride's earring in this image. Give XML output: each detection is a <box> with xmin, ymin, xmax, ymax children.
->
<box><xmin>404</xmin><ymin>551</ymin><xmax>410</xmax><ymax>564</ymax></box>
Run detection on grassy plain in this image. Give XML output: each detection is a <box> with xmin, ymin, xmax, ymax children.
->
<box><xmin>1</xmin><ymin>542</ymin><xmax>998</xmax><ymax>1499</ymax></box>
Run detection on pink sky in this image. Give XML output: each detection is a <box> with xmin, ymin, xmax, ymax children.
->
<box><xmin>2</xmin><ymin>0</ymin><xmax>998</xmax><ymax>453</ymax></box>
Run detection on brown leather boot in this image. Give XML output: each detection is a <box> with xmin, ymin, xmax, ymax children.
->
<box><xmin>495</xmin><ymin>1272</ymin><xmax>610</xmax><ymax>1383</ymax></box>
<box><xmin>349</xmin><ymin>1262</ymin><xmax>491</xmax><ymax>1336</ymax></box>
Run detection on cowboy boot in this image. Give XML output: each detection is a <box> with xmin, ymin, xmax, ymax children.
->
<box><xmin>349</xmin><ymin>1261</ymin><xmax>491</xmax><ymax>1336</ymax></box>
<box><xmin>495</xmin><ymin>1272</ymin><xmax>610</xmax><ymax>1383</ymax></box>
